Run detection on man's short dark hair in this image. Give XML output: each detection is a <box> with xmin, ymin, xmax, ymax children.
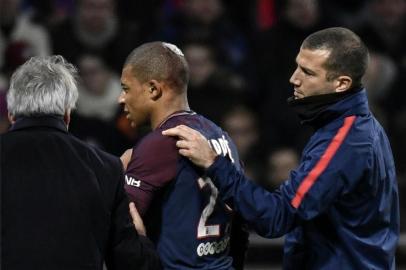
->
<box><xmin>302</xmin><ymin>27</ymin><xmax>369</xmax><ymax>87</ymax></box>
<box><xmin>124</xmin><ymin>42</ymin><xmax>189</xmax><ymax>93</ymax></box>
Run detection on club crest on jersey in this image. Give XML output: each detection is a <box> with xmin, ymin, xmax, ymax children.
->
<box><xmin>125</xmin><ymin>175</ymin><xmax>141</xmax><ymax>187</ymax></box>
<box><xmin>208</xmin><ymin>135</ymin><xmax>235</xmax><ymax>163</ymax></box>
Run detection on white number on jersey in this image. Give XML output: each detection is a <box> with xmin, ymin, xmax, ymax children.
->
<box><xmin>197</xmin><ymin>177</ymin><xmax>220</xmax><ymax>239</ymax></box>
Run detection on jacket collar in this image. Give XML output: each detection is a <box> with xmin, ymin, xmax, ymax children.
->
<box><xmin>288</xmin><ymin>88</ymin><xmax>370</xmax><ymax>128</ymax></box>
<box><xmin>9</xmin><ymin>115</ymin><xmax>68</xmax><ymax>133</ymax></box>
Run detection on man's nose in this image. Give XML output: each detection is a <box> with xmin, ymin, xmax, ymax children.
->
<box><xmin>118</xmin><ymin>91</ymin><xmax>125</xmax><ymax>104</ymax></box>
<box><xmin>289</xmin><ymin>68</ymin><xmax>300</xmax><ymax>86</ymax></box>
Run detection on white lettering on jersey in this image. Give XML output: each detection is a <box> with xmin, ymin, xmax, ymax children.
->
<box><xmin>197</xmin><ymin>177</ymin><xmax>220</xmax><ymax>238</ymax></box>
<box><xmin>125</xmin><ymin>175</ymin><xmax>141</xmax><ymax>187</ymax></box>
<box><xmin>209</xmin><ymin>135</ymin><xmax>235</xmax><ymax>163</ymax></box>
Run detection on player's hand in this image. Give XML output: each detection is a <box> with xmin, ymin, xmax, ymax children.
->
<box><xmin>162</xmin><ymin>125</ymin><xmax>217</xmax><ymax>169</ymax></box>
<box><xmin>120</xmin><ymin>148</ymin><xmax>133</xmax><ymax>170</ymax></box>
<box><xmin>129</xmin><ymin>202</ymin><xmax>146</xmax><ymax>236</ymax></box>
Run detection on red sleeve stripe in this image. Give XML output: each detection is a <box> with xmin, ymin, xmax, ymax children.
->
<box><xmin>291</xmin><ymin>116</ymin><xmax>356</xmax><ymax>209</ymax></box>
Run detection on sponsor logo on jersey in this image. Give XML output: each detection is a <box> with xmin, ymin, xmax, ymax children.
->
<box><xmin>125</xmin><ymin>175</ymin><xmax>141</xmax><ymax>187</ymax></box>
<box><xmin>196</xmin><ymin>237</ymin><xmax>230</xmax><ymax>257</ymax></box>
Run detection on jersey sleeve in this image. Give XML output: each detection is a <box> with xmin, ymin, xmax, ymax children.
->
<box><xmin>105</xmin><ymin>157</ymin><xmax>162</xmax><ymax>270</ymax></box>
<box><xmin>124</xmin><ymin>131</ymin><xmax>179</xmax><ymax>217</ymax></box>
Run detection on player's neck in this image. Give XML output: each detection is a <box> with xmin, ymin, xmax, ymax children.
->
<box><xmin>151</xmin><ymin>97</ymin><xmax>190</xmax><ymax>129</ymax></box>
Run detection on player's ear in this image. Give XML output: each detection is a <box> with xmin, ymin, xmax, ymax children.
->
<box><xmin>148</xmin><ymin>80</ymin><xmax>162</xmax><ymax>101</ymax></box>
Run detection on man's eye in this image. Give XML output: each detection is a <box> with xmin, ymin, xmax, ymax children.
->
<box><xmin>303</xmin><ymin>69</ymin><xmax>311</xmax><ymax>76</ymax></box>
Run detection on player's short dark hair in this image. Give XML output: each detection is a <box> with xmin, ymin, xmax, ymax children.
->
<box><xmin>124</xmin><ymin>42</ymin><xmax>189</xmax><ymax>93</ymax></box>
<box><xmin>302</xmin><ymin>27</ymin><xmax>369</xmax><ymax>87</ymax></box>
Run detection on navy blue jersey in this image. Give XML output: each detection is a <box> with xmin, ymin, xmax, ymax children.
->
<box><xmin>125</xmin><ymin>111</ymin><xmax>244</xmax><ymax>269</ymax></box>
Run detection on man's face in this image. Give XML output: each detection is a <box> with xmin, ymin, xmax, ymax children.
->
<box><xmin>289</xmin><ymin>48</ymin><xmax>336</xmax><ymax>99</ymax></box>
<box><xmin>285</xmin><ymin>0</ymin><xmax>319</xmax><ymax>29</ymax></box>
<box><xmin>119</xmin><ymin>66</ymin><xmax>150</xmax><ymax>128</ymax></box>
<box><xmin>79</xmin><ymin>0</ymin><xmax>113</xmax><ymax>33</ymax></box>
<box><xmin>78</xmin><ymin>55</ymin><xmax>109</xmax><ymax>95</ymax></box>
<box><xmin>185</xmin><ymin>0</ymin><xmax>222</xmax><ymax>25</ymax></box>
<box><xmin>184</xmin><ymin>44</ymin><xmax>215</xmax><ymax>87</ymax></box>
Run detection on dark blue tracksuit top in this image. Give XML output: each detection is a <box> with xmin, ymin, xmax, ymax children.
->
<box><xmin>206</xmin><ymin>89</ymin><xmax>399</xmax><ymax>269</ymax></box>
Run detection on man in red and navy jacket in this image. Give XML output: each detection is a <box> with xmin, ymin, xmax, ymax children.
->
<box><xmin>163</xmin><ymin>27</ymin><xmax>399</xmax><ymax>269</ymax></box>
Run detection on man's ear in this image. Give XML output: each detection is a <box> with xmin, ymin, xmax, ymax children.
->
<box><xmin>335</xmin><ymin>76</ymin><xmax>352</xmax><ymax>92</ymax></box>
<box><xmin>148</xmin><ymin>80</ymin><xmax>162</xmax><ymax>100</ymax></box>
<box><xmin>64</xmin><ymin>109</ymin><xmax>71</xmax><ymax>129</ymax></box>
<box><xmin>7</xmin><ymin>112</ymin><xmax>15</xmax><ymax>124</ymax></box>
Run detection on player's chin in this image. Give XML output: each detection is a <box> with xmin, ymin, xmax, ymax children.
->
<box><xmin>127</xmin><ymin>117</ymin><xmax>136</xmax><ymax>128</ymax></box>
<box><xmin>125</xmin><ymin>115</ymin><xmax>136</xmax><ymax>128</ymax></box>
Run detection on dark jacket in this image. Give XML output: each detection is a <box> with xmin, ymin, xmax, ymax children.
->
<box><xmin>0</xmin><ymin>116</ymin><xmax>161</xmax><ymax>270</ymax></box>
<box><xmin>205</xmin><ymin>90</ymin><xmax>399</xmax><ymax>269</ymax></box>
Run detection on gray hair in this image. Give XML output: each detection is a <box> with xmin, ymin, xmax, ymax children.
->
<box><xmin>7</xmin><ymin>55</ymin><xmax>79</xmax><ymax>117</ymax></box>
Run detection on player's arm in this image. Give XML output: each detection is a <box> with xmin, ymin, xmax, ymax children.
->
<box><xmin>129</xmin><ymin>202</ymin><xmax>146</xmax><ymax>236</ymax></box>
<box><xmin>206</xmin><ymin>124</ymin><xmax>366</xmax><ymax>237</ymax></box>
<box><xmin>163</xmin><ymin>123</ymin><xmax>363</xmax><ymax>237</ymax></box>
<box><xmin>124</xmin><ymin>132</ymin><xmax>178</xmax><ymax>217</ymax></box>
<box><xmin>105</xmin><ymin>158</ymin><xmax>162</xmax><ymax>270</ymax></box>
<box><xmin>120</xmin><ymin>148</ymin><xmax>133</xmax><ymax>170</ymax></box>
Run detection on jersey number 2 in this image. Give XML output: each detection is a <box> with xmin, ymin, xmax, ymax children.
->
<box><xmin>197</xmin><ymin>177</ymin><xmax>220</xmax><ymax>239</ymax></box>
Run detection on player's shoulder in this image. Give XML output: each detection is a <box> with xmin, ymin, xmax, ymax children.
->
<box><xmin>159</xmin><ymin>111</ymin><xmax>223</xmax><ymax>137</ymax></box>
<box><xmin>136</xmin><ymin>128</ymin><xmax>176</xmax><ymax>153</ymax></box>
<box><xmin>128</xmin><ymin>126</ymin><xmax>179</xmax><ymax>184</ymax></box>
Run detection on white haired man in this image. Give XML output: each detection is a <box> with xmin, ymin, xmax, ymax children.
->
<box><xmin>1</xmin><ymin>55</ymin><xmax>161</xmax><ymax>270</ymax></box>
